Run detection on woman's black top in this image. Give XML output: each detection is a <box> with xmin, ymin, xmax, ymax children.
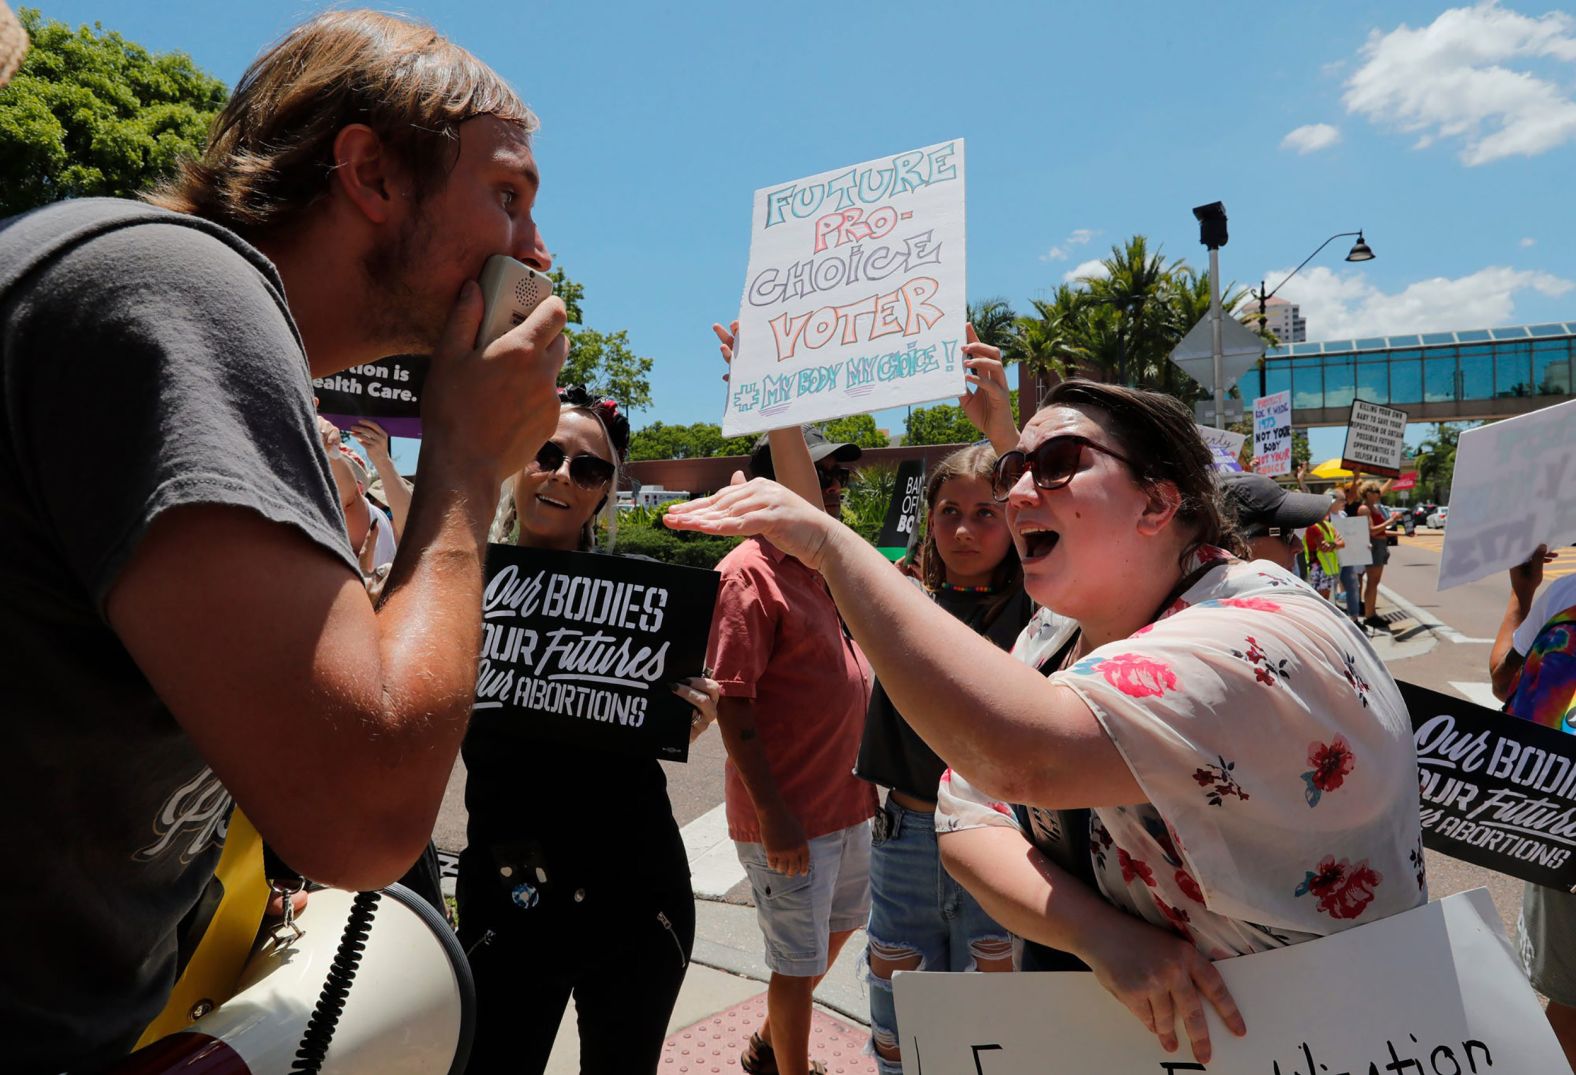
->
<box><xmin>462</xmin><ymin>715</ymin><xmax>690</xmax><ymax>906</ymax></box>
<box><xmin>855</xmin><ymin>585</ymin><xmax>1035</xmax><ymax>801</ymax></box>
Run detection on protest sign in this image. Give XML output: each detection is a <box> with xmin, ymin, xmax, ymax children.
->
<box><xmin>1339</xmin><ymin>398</ymin><xmax>1407</xmax><ymax>478</ymax></box>
<box><xmin>893</xmin><ymin>888</ymin><xmax>1568</xmax><ymax>1074</ymax></box>
<box><xmin>1333</xmin><ymin>515</ymin><xmax>1372</xmax><ymax>567</ymax></box>
<box><xmin>876</xmin><ymin>459</ymin><xmax>926</xmax><ymax>561</ymax></box>
<box><xmin>473</xmin><ymin>546</ymin><xmax>720</xmax><ymax>762</ymax></box>
<box><xmin>1405</xmin><ymin>680</ymin><xmax>1576</xmax><ymax>890</ymax></box>
<box><xmin>1251</xmin><ymin>390</ymin><xmax>1293</xmax><ymax>476</ymax></box>
<box><xmin>1196</xmin><ymin>424</ymin><xmax>1246</xmax><ymax>473</ymax></box>
<box><xmin>721</xmin><ymin>140</ymin><xmax>967</xmax><ymax>437</ymax></box>
<box><xmin>1437</xmin><ymin>397</ymin><xmax>1576</xmax><ymax>591</ymax></box>
<box><xmin>312</xmin><ymin>354</ymin><xmax>427</xmax><ymax>438</ymax></box>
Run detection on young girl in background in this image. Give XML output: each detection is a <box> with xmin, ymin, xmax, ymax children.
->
<box><xmin>853</xmin><ymin>440</ymin><xmax>1033</xmax><ymax>1075</ymax></box>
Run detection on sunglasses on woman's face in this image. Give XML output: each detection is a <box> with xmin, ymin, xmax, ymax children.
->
<box><xmin>529</xmin><ymin>440</ymin><xmax>615</xmax><ymax>490</ymax></box>
<box><xmin>991</xmin><ymin>435</ymin><xmax>1137</xmax><ymax>502</ymax></box>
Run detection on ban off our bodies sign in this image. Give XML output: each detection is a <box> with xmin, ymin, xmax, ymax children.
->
<box><xmin>721</xmin><ymin>141</ymin><xmax>968</xmax><ymax>436</ymax></box>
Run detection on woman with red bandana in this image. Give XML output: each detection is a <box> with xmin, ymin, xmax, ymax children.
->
<box><xmin>458</xmin><ymin>387</ymin><xmax>722</xmax><ymax>1074</ymax></box>
<box><xmin>666</xmin><ymin>380</ymin><xmax>1422</xmax><ymax>1066</ymax></box>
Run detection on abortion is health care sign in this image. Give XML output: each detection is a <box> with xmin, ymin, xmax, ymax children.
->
<box><xmin>312</xmin><ymin>354</ymin><xmax>427</xmax><ymax>439</ymax></box>
<box><xmin>1438</xmin><ymin>396</ymin><xmax>1576</xmax><ymax>591</ymax></box>
<box><xmin>1252</xmin><ymin>390</ymin><xmax>1293</xmax><ymax>476</ymax></box>
<box><xmin>893</xmin><ymin>888</ymin><xmax>1569</xmax><ymax>1074</ymax></box>
<box><xmin>1407</xmin><ymin>680</ymin><xmax>1576</xmax><ymax>890</ymax></box>
<box><xmin>721</xmin><ymin>141</ymin><xmax>967</xmax><ymax>437</ymax></box>
<box><xmin>472</xmin><ymin>546</ymin><xmax>720</xmax><ymax>762</ymax></box>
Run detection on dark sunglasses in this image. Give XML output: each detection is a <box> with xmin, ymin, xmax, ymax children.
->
<box><xmin>529</xmin><ymin>440</ymin><xmax>615</xmax><ymax>490</ymax></box>
<box><xmin>817</xmin><ymin>465</ymin><xmax>853</xmax><ymax>490</ymax></box>
<box><xmin>1246</xmin><ymin>525</ymin><xmax>1304</xmax><ymax>546</ymax></box>
<box><xmin>991</xmin><ymin>435</ymin><xmax>1138</xmax><ymax>502</ymax></box>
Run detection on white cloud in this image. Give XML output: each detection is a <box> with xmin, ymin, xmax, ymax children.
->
<box><xmin>1519</xmin><ymin>236</ymin><xmax>1537</xmax><ymax>247</ymax></box>
<box><xmin>1040</xmin><ymin>227</ymin><xmax>1098</xmax><ymax>262</ymax></box>
<box><xmin>1063</xmin><ymin>258</ymin><xmax>1110</xmax><ymax>284</ymax></box>
<box><xmin>1281</xmin><ymin>123</ymin><xmax>1342</xmax><ymax>153</ymax></box>
<box><xmin>1343</xmin><ymin>3</ymin><xmax>1576</xmax><ymax>165</ymax></box>
<box><xmin>1263</xmin><ymin>263</ymin><xmax>1573</xmax><ymax>338</ymax></box>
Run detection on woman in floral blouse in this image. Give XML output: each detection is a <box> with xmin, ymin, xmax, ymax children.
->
<box><xmin>666</xmin><ymin>379</ymin><xmax>1423</xmax><ymax>1066</ymax></box>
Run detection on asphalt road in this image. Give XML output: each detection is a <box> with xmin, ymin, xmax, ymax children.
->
<box><xmin>431</xmin><ymin>528</ymin><xmax>1576</xmax><ymax>935</ymax></box>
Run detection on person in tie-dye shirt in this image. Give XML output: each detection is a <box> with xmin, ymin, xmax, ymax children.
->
<box><xmin>1491</xmin><ymin>543</ymin><xmax>1576</xmax><ymax>1069</ymax></box>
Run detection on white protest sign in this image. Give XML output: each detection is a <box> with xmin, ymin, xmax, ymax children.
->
<box><xmin>1438</xmin><ymin>397</ymin><xmax>1576</xmax><ymax>591</ymax></box>
<box><xmin>1251</xmin><ymin>390</ymin><xmax>1293</xmax><ymax>476</ymax></box>
<box><xmin>1341</xmin><ymin>398</ymin><xmax>1408</xmax><ymax>478</ymax></box>
<box><xmin>721</xmin><ymin>140</ymin><xmax>967</xmax><ymax>436</ymax></box>
<box><xmin>894</xmin><ymin>888</ymin><xmax>1568</xmax><ymax>1075</ymax></box>
<box><xmin>1196</xmin><ymin>424</ymin><xmax>1245</xmax><ymax>472</ymax></box>
<box><xmin>1334</xmin><ymin>515</ymin><xmax>1373</xmax><ymax>567</ymax></box>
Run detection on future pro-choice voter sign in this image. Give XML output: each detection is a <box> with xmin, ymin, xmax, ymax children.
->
<box><xmin>722</xmin><ymin>140</ymin><xmax>968</xmax><ymax>437</ymax></box>
<box><xmin>473</xmin><ymin>546</ymin><xmax>720</xmax><ymax>762</ymax></box>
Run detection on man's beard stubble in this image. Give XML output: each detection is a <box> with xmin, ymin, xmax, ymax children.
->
<box><xmin>359</xmin><ymin>209</ymin><xmax>451</xmax><ymax>354</ymax></box>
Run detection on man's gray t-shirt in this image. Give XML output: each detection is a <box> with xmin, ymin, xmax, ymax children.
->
<box><xmin>0</xmin><ymin>199</ymin><xmax>357</xmax><ymax>1069</ymax></box>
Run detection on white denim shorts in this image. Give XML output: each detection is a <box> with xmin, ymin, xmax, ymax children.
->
<box><xmin>735</xmin><ymin>820</ymin><xmax>872</xmax><ymax>977</ymax></box>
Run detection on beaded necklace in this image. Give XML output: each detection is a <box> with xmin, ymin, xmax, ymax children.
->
<box><xmin>937</xmin><ymin>581</ymin><xmax>1000</xmax><ymax>594</ymax></box>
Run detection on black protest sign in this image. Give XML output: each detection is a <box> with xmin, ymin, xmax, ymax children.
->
<box><xmin>474</xmin><ymin>545</ymin><xmax>720</xmax><ymax>762</ymax></box>
<box><xmin>312</xmin><ymin>354</ymin><xmax>427</xmax><ymax>438</ymax></box>
<box><xmin>876</xmin><ymin>459</ymin><xmax>926</xmax><ymax>562</ymax></box>
<box><xmin>1405</xmin><ymin>680</ymin><xmax>1576</xmax><ymax>891</ymax></box>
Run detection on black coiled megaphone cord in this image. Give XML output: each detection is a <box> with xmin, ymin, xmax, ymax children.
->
<box><xmin>288</xmin><ymin>889</ymin><xmax>381</xmax><ymax>1074</ymax></box>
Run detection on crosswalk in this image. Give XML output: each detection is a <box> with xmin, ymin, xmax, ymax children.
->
<box><xmin>1402</xmin><ymin>530</ymin><xmax>1576</xmax><ymax>579</ymax></box>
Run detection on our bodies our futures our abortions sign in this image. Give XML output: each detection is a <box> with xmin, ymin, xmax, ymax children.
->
<box><xmin>473</xmin><ymin>546</ymin><xmax>720</xmax><ymax>762</ymax></box>
<box><xmin>1405</xmin><ymin>680</ymin><xmax>1576</xmax><ymax>891</ymax></box>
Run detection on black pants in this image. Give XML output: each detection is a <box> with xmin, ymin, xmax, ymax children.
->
<box><xmin>457</xmin><ymin>849</ymin><xmax>695</xmax><ymax>1075</ymax></box>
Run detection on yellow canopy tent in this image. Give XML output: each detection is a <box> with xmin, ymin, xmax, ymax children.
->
<box><xmin>1310</xmin><ymin>458</ymin><xmax>1355</xmax><ymax>480</ymax></box>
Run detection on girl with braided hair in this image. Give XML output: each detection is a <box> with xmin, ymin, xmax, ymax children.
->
<box><xmin>457</xmin><ymin>386</ymin><xmax>721</xmax><ymax>1074</ymax></box>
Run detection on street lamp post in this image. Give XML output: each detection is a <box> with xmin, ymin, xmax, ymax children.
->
<box><xmin>1252</xmin><ymin>231</ymin><xmax>1375</xmax><ymax>395</ymax></box>
<box><xmin>1192</xmin><ymin>202</ymin><xmax>1230</xmax><ymax>428</ymax></box>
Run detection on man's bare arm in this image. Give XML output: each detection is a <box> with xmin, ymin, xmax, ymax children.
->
<box><xmin>716</xmin><ymin>695</ymin><xmax>808</xmax><ymax>875</ymax></box>
<box><xmin>106</xmin><ymin>284</ymin><xmax>567</xmax><ymax>890</ymax></box>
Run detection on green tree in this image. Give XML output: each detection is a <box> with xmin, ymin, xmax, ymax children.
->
<box><xmin>1415</xmin><ymin>422</ymin><xmax>1467</xmax><ymax>503</ymax></box>
<box><xmin>0</xmin><ymin>9</ymin><xmax>228</xmax><ymax>216</ymax></box>
<box><xmin>966</xmin><ymin>297</ymin><xmax>1018</xmax><ymax>351</ymax></box>
<box><xmin>821</xmin><ymin>414</ymin><xmax>890</xmax><ymax>449</ymax></box>
<box><xmin>549</xmin><ymin>267</ymin><xmax>654</xmax><ymax>411</ymax></box>
<box><xmin>626</xmin><ymin>421</ymin><xmax>755</xmax><ymax>461</ymax></box>
<box><xmin>904</xmin><ymin>390</ymin><xmax>1021</xmax><ymax>446</ymax></box>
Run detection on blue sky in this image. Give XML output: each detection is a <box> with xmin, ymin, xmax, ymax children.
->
<box><xmin>42</xmin><ymin>0</ymin><xmax>1575</xmax><ymax>467</ymax></box>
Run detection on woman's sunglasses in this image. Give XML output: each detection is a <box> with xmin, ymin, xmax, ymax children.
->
<box><xmin>529</xmin><ymin>440</ymin><xmax>616</xmax><ymax>490</ymax></box>
<box><xmin>990</xmin><ymin>435</ymin><xmax>1138</xmax><ymax>502</ymax></box>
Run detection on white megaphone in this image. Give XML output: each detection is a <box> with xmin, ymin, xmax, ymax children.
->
<box><xmin>110</xmin><ymin>884</ymin><xmax>473</xmax><ymax>1074</ymax></box>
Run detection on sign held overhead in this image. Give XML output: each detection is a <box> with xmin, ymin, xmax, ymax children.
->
<box><xmin>721</xmin><ymin>141</ymin><xmax>968</xmax><ymax>437</ymax></box>
<box><xmin>1340</xmin><ymin>398</ymin><xmax>1407</xmax><ymax>478</ymax></box>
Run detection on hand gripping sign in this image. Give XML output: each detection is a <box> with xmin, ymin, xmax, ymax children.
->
<box><xmin>722</xmin><ymin>141</ymin><xmax>968</xmax><ymax>437</ymax></box>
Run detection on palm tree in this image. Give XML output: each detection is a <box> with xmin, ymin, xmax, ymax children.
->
<box><xmin>966</xmin><ymin>298</ymin><xmax>1019</xmax><ymax>352</ymax></box>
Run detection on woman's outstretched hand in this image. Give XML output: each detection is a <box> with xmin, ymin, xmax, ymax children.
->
<box><xmin>664</xmin><ymin>473</ymin><xmax>841</xmax><ymax>571</ymax></box>
<box><xmin>1080</xmin><ymin>911</ymin><xmax>1246</xmax><ymax>1064</ymax></box>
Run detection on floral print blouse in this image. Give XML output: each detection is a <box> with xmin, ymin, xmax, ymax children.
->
<box><xmin>936</xmin><ymin>549</ymin><xmax>1426</xmax><ymax>959</ymax></box>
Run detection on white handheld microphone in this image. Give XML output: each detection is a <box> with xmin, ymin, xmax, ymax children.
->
<box><xmin>475</xmin><ymin>254</ymin><xmax>555</xmax><ymax>348</ymax></box>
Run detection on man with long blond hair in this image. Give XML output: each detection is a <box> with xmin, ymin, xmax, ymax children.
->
<box><xmin>0</xmin><ymin>12</ymin><xmax>566</xmax><ymax>1066</ymax></box>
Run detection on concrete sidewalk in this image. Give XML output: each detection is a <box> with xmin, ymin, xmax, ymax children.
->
<box><xmin>542</xmin><ymin>901</ymin><xmax>874</xmax><ymax>1073</ymax></box>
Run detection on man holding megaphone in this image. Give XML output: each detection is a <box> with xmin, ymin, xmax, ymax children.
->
<box><xmin>0</xmin><ymin>11</ymin><xmax>566</xmax><ymax>1069</ymax></box>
